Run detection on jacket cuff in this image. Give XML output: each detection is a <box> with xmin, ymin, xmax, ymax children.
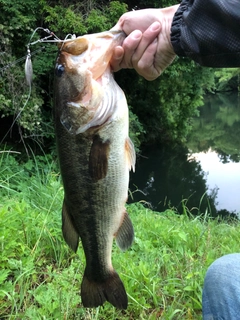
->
<box><xmin>170</xmin><ymin>1</ymin><xmax>189</xmax><ymax>57</ymax></box>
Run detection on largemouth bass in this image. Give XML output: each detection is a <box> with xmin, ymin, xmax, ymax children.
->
<box><xmin>54</xmin><ymin>30</ymin><xmax>136</xmax><ymax>310</ymax></box>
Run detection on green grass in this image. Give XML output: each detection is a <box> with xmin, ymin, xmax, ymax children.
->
<box><xmin>0</xmin><ymin>150</ymin><xmax>240</xmax><ymax>319</ymax></box>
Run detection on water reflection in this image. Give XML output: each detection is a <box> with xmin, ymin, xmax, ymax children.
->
<box><xmin>188</xmin><ymin>92</ymin><xmax>240</xmax><ymax>162</ymax></box>
<box><xmin>129</xmin><ymin>93</ymin><xmax>240</xmax><ymax>218</ymax></box>
<box><xmin>129</xmin><ymin>143</ymin><xmax>218</xmax><ymax>216</ymax></box>
<box><xmin>189</xmin><ymin>150</ymin><xmax>240</xmax><ymax>212</ymax></box>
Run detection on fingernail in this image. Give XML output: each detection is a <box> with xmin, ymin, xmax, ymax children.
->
<box><xmin>150</xmin><ymin>22</ymin><xmax>161</xmax><ymax>32</ymax></box>
<box><xmin>131</xmin><ymin>30</ymin><xmax>142</xmax><ymax>40</ymax></box>
<box><xmin>113</xmin><ymin>47</ymin><xmax>123</xmax><ymax>60</ymax></box>
<box><xmin>116</xmin><ymin>52</ymin><xmax>123</xmax><ymax>60</ymax></box>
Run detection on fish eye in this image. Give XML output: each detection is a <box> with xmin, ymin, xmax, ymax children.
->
<box><xmin>55</xmin><ymin>64</ymin><xmax>65</xmax><ymax>77</ymax></box>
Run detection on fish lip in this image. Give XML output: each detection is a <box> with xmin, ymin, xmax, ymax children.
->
<box><xmin>109</xmin><ymin>29</ymin><xmax>126</xmax><ymax>37</ymax></box>
<box><xmin>96</xmin><ymin>30</ymin><xmax>126</xmax><ymax>42</ymax></box>
<box><xmin>58</xmin><ymin>30</ymin><xmax>126</xmax><ymax>48</ymax></box>
<box><xmin>95</xmin><ymin>30</ymin><xmax>126</xmax><ymax>38</ymax></box>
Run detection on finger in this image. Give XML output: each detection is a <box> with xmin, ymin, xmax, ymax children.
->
<box><xmin>113</xmin><ymin>10</ymin><xmax>160</xmax><ymax>34</ymax></box>
<box><xmin>110</xmin><ymin>46</ymin><xmax>124</xmax><ymax>72</ymax></box>
<box><xmin>131</xmin><ymin>21</ymin><xmax>161</xmax><ymax>68</ymax></box>
<box><xmin>120</xmin><ymin>30</ymin><xmax>142</xmax><ymax>69</ymax></box>
<box><xmin>137</xmin><ymin>39</ymin><xmax>160</xmax><ymax>80</ymax></box>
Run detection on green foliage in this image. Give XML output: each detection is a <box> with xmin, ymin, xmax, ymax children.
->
<box><xmin>86</xmin><ymin>9</ymin><xmax>108</xmax><ymax>33</ymax></box>
<box><xmin>0</xmin><ymin>0</ymin><xmax>40</xmax><ymax>58</ymax></box>
<box><xmin>0</xmin><ymin>0</ymin><xmax>51</xmax><ymax>142</ymax></box>
<box><xmin>40</xmin><ymin>0</ymin><xmax>127</xmax><ymax>35</ymax></box>
<box><xmin>0</xmin><ymin>46</ymin><xmax>46</xmax><ymax>140</ymax></box>
<box><xmin>1</xmin><ymin>151</ymin><xmax>240</xmax><ymax>319</ymax></box>
<box><xmin>126</xmin><ymin>0</ymin><xmax>178</xmax><ymax>9</ymax></box>
<box><xmin>41</xmin><ymin>3</ymin><xmax>87</xmax><ymax>35</ymax></box>
<box><xmin>154</xmin><ymin>60</ymin><xmax>213</xmax><ymax>142</ymax></box>
<box><xmin>0</xmin><ymin>58</ymin><xmax>46</xmax><ymax>139</ymax></box>
<box><xmin>129</xmin><ymin>108</ymin><xmax>145</xmax><ymax>151</ymax></box>
<box><xmin>214</xmin><ymin>68</ymin><xmax>240</xmax><ymax>92</ymax></box>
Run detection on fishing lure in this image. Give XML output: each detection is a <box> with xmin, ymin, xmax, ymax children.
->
<box><xmin>25</xmin><ymin>47</ymin><xmax>33</xmax><ymax>87</ymax></box>
<box><xmin>0</xmin><ymin>27</ymin><xmax>75</xmax><ymax>84</ymax></box>
<box><xmin>25</xmin><ymin>28</ymin><xmax>76</xmax><ymax>84</ymax></box>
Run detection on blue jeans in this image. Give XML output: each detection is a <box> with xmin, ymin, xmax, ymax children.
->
<box><xmin>202</xmin><ymin>253</ymin><xmax>240</xmax><ymax>320</ymax></box>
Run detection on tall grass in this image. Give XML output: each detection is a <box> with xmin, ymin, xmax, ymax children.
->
<box><xmin>0</xmin><ymin>149</ymin><xmax>240</xmax><ymax>319</ymax></box>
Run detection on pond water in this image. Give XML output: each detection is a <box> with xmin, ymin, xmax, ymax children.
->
<box><xmin>189</xmin><ymin>151</ymin><xmax>240</xmax><ymax>212</ymax></box>
<box><xmin>129</xmin><ymin>92</ymin><xmax>240</xmax><ymax>218</ymax></box>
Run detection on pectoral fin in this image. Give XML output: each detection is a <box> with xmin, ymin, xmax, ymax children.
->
<box><xmin>115</xmin><ymin>211</ymin><xmax>134</xmax><ymax>251</ymax></box>
<box><xmin>125</xmin><ymin>137</ymin><xmax>136</xmax><ymax>172</ymax></box>
<box><xmin>62</xmin><ymin>200</ymin><xmax>79</xmax><ymax>252</ymax></box>
<box><xmin>89</xmin><ymin>135</ymin><xmax>110</xmax><ymax>182</ymax></box>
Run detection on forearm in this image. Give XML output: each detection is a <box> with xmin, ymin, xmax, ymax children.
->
<box><xmin>171</xmin><ymin>0</ymin><xmax>240</xmax><ymax>67</ymax></box>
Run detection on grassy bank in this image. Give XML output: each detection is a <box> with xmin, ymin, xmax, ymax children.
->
<box><xmin>0</xmin><ymin>150</ymin><xmax>240</xmax><ymax>319</ymax></box>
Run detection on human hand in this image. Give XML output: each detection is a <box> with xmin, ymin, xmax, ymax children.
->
<box><xmin>110</xmin><ymin>6</ymin><xmax>179</xmax><ymax>81</ymax></box>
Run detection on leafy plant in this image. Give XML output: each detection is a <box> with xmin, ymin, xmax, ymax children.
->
<box><xmin>214</xmin><ymin>68</ymin><xmax>240</xmax><ymax>92</ymax></box>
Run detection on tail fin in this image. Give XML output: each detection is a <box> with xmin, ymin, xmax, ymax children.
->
<box><xmin>81</xmin><ymin>270</ymin><xmax>128</xmax><ymax>309</ymax></box>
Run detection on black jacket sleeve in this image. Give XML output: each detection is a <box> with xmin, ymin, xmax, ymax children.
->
<box><xmin>171</xmin><ymin>0</ymin><xmax>240</xmax><ymax>67</ymax></box>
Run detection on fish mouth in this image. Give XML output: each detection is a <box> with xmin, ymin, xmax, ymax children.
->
<box><xmin>56</xmin><ymin>30</ymin><xmax>126</xmax><ymax>80</ymax></box>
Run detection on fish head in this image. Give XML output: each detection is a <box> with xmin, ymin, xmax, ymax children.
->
<box><xmin>56</xmin><ymin>30</ymin><xmax>125</xmax><ymax>89</ymax></box>
<box><xmin>55</xmin><ymin>31</ymin><xmax>126</xmax><ymax>134</ymax></box>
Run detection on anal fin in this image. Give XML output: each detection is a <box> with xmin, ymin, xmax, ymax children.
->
<box><xmin>115</xmin><ymin>211</ymin><xmax>134</xmax><ymax>251</ymax></box>
<box><xmin>62</xmin><ymin>200</ymin><xmax>79</xmax><ymax>252</ymax></box>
